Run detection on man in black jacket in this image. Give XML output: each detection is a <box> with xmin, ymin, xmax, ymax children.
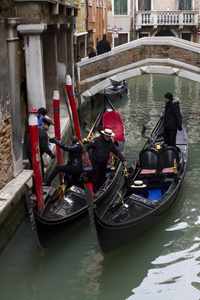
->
<box><xmin>96</xmin><ymin>34</ymin><xmax>111</xmax><ymax>55</ymax></box>
<box><xmin>162</xmin><ymin>92</ymin><xmax>182</xmax><ymax>147</ymax></box>
<box><xmin>86</xmin><ymin>128</ymin><xmax>127</xmax><ymax>193</ymax></box>
<box><xmin>43</xmin><ymin>136</ymin><xmax>86</xmax><ymax>187</ymax></box>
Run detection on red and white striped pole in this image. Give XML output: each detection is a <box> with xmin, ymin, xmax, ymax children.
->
<box><xmin>28</xmin><ymin>108</ymin><xmax>44</xmax><ymax>213</ymax></box>
<box><xmin>53</xmin><ymin>90</ymin><xmax>63</xmax><ymax>167</ymax></box>
<box><xmin>65</xmin><ymin>75</ymin><xmax>82</xmax><ymax>141</ymax></box>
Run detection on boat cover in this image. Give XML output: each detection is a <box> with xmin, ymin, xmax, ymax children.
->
<box><xmin>103</xmin><ymin>111</ymin><xmax>124</xmax><ymax>141</ymax></box>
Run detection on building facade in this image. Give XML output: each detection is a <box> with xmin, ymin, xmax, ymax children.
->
<box><xmin>107</xmin><ymin>0</ymin><xmax>200</xmax><ymax>47</ymax></box>
<box><xmin>0</xmin><ymin>0</ymin><xmax>79</xmax><ymax>189</ymax></box>
<box><xmin>135</xmin><ymin>0</ymin><xmax>199</xmax><ymax>42</ymax></box>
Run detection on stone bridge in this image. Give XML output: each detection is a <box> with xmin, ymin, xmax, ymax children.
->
<box><xmin>76</xmin><ymin>37</ymin><xmax>200</xmax><ymax>100</ymax></box>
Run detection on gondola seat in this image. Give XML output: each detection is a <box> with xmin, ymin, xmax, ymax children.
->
<box><xmin>138</xmin><ymin>148</ymin><xmax>158</xmax><ymax>177</ymax></box>
<box><xmin>159</xmin><ymin>146</ymin><xmax>180</xmax><ymax>175</ymax></box>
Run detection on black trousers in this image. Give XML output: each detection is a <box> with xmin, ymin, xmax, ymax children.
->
<box><xmin>92</xmin><ymin>162</ymin><xmax>107</xmax><ymax>193</ymax></box>
<box><xmin>48</xmin><ymin>164</ymin><xmax>83</xmax><ymax>186</ymax></box>
<box><xmin>164</xmin><ymin>128</ymin><xmax>177</xmax><ymax>147</ymax></box>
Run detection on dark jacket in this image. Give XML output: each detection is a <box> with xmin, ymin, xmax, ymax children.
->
<box><xmin>24</xmin><ymin>122</ymin><xmax>54</xmax><ymax>158</ymax></box>
<box><xmin>163</xmin><ymin>98</ymin><xmax>182</xmax><ymax>130</ymax></box>
<box><xmin>85</xmin><ymin>134</ymin><xmax>126</xmax><ymax>164</ymax></box>
<box><xmin>38</xmin><ymin>127</ymin><xmax>54</xmax><ymax>157</ymax></box>
<box><xmin>55</xmin><ymin>140</ymin><xmax>83</xmax><ymax>167</ymax></box>
<box><xmin>96</xmin><ymin>38</ymin><xmax>111</xmax><ymax>55</ymax></box>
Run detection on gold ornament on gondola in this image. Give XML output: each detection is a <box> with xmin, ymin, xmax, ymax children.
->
<box><xmin>173</xmin><ymin>159</ymin><xmax>178</xmax><ymax>174</ymax></box>
<box><xmin>117</xmin><ymin>190</ymin><xmax>129</xmax><ymax>208</ymax></box>
<box><xmin>110</xmin><ymin>156</ymin><xmax>115</xmax><ymax>170</ymax></box>
<box><xmin>123</xmin><ymin>165</ymin><xmax>128</xmax><ymax>177</ymax></box>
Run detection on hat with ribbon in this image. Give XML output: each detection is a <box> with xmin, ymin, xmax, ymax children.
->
<box><xmin>101</xmin><ymin>128</ymin><xmax>115</xmax><ymax>137</ymax></box>
<box><xmin>131</xmin><ymin>180</ymin><xmax>147</xmax><ymax>188</ymax></box>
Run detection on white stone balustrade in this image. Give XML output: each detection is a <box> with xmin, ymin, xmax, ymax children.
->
<box><xmin>136</xmin><ymin>11</ymin><xmax>199</xmax><ymax>29</ymax></box>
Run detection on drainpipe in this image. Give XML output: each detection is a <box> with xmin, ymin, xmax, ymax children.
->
<box><xmin>103</xmin><ymin>0</ymin><xmax>105</xmax><ymax>34</ymax></box>
<box><xmin>132</xmin><ymin>0</ymin><xmax>135</xmax><ymax>40</ymax></box>
<box><xmin>99</xmin><ymin>0</ymin><xmax>101</xmax><ymax>38</ymax></box>
<box><xmin>85</xmin><ymin>0</ymin><xmax>89</xmax><ymax>51</ymax></box>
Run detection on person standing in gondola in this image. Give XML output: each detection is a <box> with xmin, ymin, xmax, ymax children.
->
<box><xmin>161</xmin><ymin>92</ymin><xmax>182</xmax><ymax>147</ymax></box>
<box><xmin>85</xmin><ymin>128</ymin><xmax>127</xmax><ymax>193</ymax></box>
<box><xmin>43</xmin><ymin>136</ymin><xmax>86</xmax><ymax>187</ymax></box>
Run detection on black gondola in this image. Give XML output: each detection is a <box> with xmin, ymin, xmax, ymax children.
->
<box><xmin>25</xmin><ymin>96</ymin><xmax>125</xmax><ymax>248</ymax></box>
<box><xmin>94</xmin><ymin>80</ymin><xmax>128</xmax><ymax>104</ymax></box>
<box><xmin>85</xmin><ymin>118</ymin><xmax>188</xmax><ymax>254</ymax></box>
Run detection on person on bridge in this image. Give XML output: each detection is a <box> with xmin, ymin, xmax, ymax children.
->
<box><xmin>43</xmin><ymin>136</ymin><xmax>86</xmax><ymax>187</ymax></box>
<box><xmin>96</xmin><ymin>34</ymin><xmax>111</xmax><ymax>55</ymax></box>
<box><xmin>85</xmin><ymin>128</ymin><xmax>127</xmax><ymax>193</ymax></box>
<box><xmin>88</xmin><ymin>46</ymin><xmax>96</xmax><ymax>58</ymax></box>
<box><xmin>161</xmin><ymin>92</ymin><xmax>182</xmax><ymax>147</ymax></box>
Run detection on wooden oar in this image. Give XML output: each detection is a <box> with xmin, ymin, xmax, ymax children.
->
<box><xmin>63</xmin><ymin>83</ymin><xmax>75</xmax><ymax>135</ymax></box>
<box><xmin>86</xmin><ymin>113</ymin><xmax>100</xmax><ymax>140</ymax></box>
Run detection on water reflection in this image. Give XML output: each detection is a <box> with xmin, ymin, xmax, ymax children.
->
<box><xmin>1</xmin><ymin>74</ymin><xmax>200</xmax><ymax>300</ymax></box>
<box><xmin>78</xmin><ymin>248</ymin><xmax>104</xmax><ymax>297</ymax></box>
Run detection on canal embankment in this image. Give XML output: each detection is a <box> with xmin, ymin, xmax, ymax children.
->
<box><xmin>0</xmin><ymin>111</ymin><xmax>72</xmax><ymax>254</ymax></box>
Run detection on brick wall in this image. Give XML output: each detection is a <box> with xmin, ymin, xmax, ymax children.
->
<box><xmin>0</xmin><ymin>114</ymin><xmax>13</xmax><ymax>189</ymax></box>
<box><xmin>0</xmin><ymin>20</ymin><xmax>14</xmax><ymax>190</ymax></box>
<box><xmin>78</xmin><ymin>38</ymin><xmax>200</xmax><ymax>93</ymax></box>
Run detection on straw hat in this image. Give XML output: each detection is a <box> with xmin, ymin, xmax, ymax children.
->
<box><xmin>101</xmin><ymin>128</ymin><xmax>115</xmax><ymax>136</ymax></box>
<box><xmin>131</xmin><ymin>180</ymin><xmax>147</xmax><ymax>188</ymax></box>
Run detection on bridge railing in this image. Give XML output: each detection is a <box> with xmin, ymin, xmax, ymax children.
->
<box><xmin>136</xmin><ymin>11</ymin><xmax>199</xmax><ymax>29</ymax></box>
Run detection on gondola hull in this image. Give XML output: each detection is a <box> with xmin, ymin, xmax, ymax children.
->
<box><xmin>86</xmin><ymin>120</ymin><xmax>187</xmax><ymax>254</ymax></box>
<box><xmin>89</xmin><ymin>180</ymin><xmax>182</xmax><ymax>254</ymax></box>
<box><xmin>94</xmin><ymin>82</ymin><xmax>128</xmax><ymax>104</ymax></box>
<box><xmin>25</xmin><ymin>96</ymin><xmax>125</xmax><ymax>248</ymax></box>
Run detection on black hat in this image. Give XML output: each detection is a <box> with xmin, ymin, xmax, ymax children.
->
<box><xmin>164</xmin><ymin>93</ymin><xmax>173</xmax><ymax>101</ymax></box>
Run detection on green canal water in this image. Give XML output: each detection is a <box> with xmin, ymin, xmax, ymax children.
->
<box><xmin>1</xmin><ymin>74</ymin><xmax>200</xmax><ymax>300</ymax></box>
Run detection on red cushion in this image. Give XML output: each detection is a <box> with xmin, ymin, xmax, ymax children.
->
<box><xmin>162</xmin><ymin>167</ymin><xmax>174</xmax><ymax>173</ymax></box>
<box><xmin>140</xmin><ymin>169</ymin><xmax>156</xmax><ymax>175</ymax></box>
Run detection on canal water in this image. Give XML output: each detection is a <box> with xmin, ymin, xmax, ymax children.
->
<box><xmin>1</xmin><ymin>74</ymin><xmax>200</xmax><ymax>300</ymax></box>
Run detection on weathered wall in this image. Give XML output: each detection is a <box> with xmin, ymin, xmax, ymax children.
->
<box><xmin>0</xmin><ymin>21</ymin><xmax>13</xmax><ymax>189</ymax></box>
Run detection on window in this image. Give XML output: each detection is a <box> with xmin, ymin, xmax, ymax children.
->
<box><xmin>139</xmin><ymin>33</ymin><xmax>149</xmax><ymax>38</ymax></box>
<box><xmin>138</xmin><ymin>0</ymin><xmax>151</xmax><ymax>11</ymax></box>
<box><xmin>179</xmin><ymin>0</ymin><xmax>191</xmax><ymax>10</ymax></box>
<box><xmin>182</xmin><ymin>33</ymin><xmax>191</xmax><ymax>41</ymax></box>
<box><xmin>114</xmin><ymin>33</ymin><xmax>128</xmax><ymax>46</ymax></box>
<box><xmin>114</xmin><ymin>0</ymin><xmax>127</xmax><ymax>15</ymax></box>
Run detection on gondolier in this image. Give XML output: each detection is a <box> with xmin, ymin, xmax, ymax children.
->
<box><xmin>85</xmin><ymin>128</ymin><xmax>127</xmax><ymax>193</ymax></box>
<box><xmin>43</xmin><ymin>136</ymin><xmax>86</xmax><ymax>187</ymax></box>
<box><xmin>161</xmin><ymin>92</ymin><xmax>182</xmax><ymax>147</ymax></box>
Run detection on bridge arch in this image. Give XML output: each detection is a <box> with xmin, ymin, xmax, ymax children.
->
<box><xmin>76</xmin><ymin>37</ymin><xmax>200</xmax><ymax>101</ymax></box>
